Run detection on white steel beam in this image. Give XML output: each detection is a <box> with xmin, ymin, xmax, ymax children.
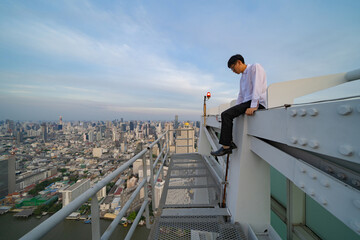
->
<box><xmin>248</xmin><ymin>98</ymin><xmax>360</xmax><ymax>165</ymax></box>
<box><xmin>250</xmin><ymin>137</ymin><xmax>360</xmax><ymax>235</ymax></box>
<box><xmin>227</xmin><ymin>116</ymin><xmax>270</xmax><ymax>233</ymax></box>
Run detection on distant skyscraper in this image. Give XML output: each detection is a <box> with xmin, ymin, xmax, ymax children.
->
<box><xmin>41</xmin><ymin>123</ymin><xmax>47</xmax><ymax>142</ymax></box>
<box><xmin>120</xmin><ymin>142</ymin><xmax>127</xmax><ymax>153</ymax></box>
<box><xmin>145</xmin><ymin>123</ymin><xmax>149</xmax><ymax>137</ymax></box>
<box><xmin>100</xmin><ymin>126</ymin><xmax>106</xmax><ymax>136</ymax></box>
<box><xmin>89</xmin><ymin>131</ymin><xmax>94</xmax><ymax>142</ymax></box>
<box><xmin>96</xmin><ymin>132</ymin><xmax>101</xmax><ymax>141</ymax></box>
<box><xmin>112</xmin><ymin>129</ymin><xmax>119</xmax><ymax>142</ymax></box>
<box><xmin>58</xmin><ymin>116</ymin><xmax>63</xmax><ymax>130</ymax></box>
<box><xmin>6</xmin><ymin>119</ymin><xmax>15</xmax><ymax>135</ymax></box>
<box><xmin>156</xmin><ymin>123</ymin><xmax>162</xmax><ymax>135</ymax></box>
<box><xmin>121</xmin><ymin>123</ymin><xmax>126</xmax><ymax>132</ymax></box>
<box><xmin>130</xmin><ymin>121</ymin><xmax>134</xmax><ymax>131</ymax></box>
<box><xmin>16</xmin><ymin>131</ymin><xmax>22</xmax><ymax>145</ymax></box>
<box><xmin>174</xmin><ymin>115</ymin><xmax>179</xmax><ymax>129</ymax></box>
<box><xmin>0</xmin><ymin>156</ymin><xmax>16</xmax><ymax>198</ymax></box>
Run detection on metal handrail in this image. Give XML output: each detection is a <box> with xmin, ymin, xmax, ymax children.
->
<box><xmin>154</xmin><ymin>151</ymin><xmax>168</xmax><ymax>186</ymax></box>
<box><xmin>124</xmin><ymin>199</ymin><xmax>149</xmax><ymax>240</ymax></box>
<box><xmin>152</xmin><ymin>142</ymin><xmax>167</xmax><ymax>168</ymax></box>
<box><xmin>101</xmin><ymin>178</ymin><xmax>146</xmax><ymax>240</ymax></box>
<box><xmin>20</xmin><ymin>131</ymin><xmax>169</xmax><ymax>240</ymax></box>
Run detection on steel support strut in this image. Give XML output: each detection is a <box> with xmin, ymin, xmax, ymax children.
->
<box><xmin>222</xmin><ymin>153</ymin><xmax>230</xmax><ymax>208</ymax></box>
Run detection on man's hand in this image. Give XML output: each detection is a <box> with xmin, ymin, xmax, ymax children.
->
<box><xmin>245</xmin><ymin>107</ymin><xmax>258</xmax><ymax>116</ymax></box>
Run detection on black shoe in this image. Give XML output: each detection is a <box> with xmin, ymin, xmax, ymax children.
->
<box><xmin>230</xmin><ymin>142</ymin><xmax>237</xmax><ymax>149</ymax></box>
<box><xmin>211</xmin><ymin>147</ymin><xmax>232</xmax><ymax>156</ymax></box>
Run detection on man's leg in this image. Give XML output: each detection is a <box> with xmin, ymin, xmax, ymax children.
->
<box><xmin>211</xmin><ymin>101</ymin><xmax>251</xmax><ymax>156</ymax></box>
<box><xmin>219</xmin><ymin>101</ymin><xmax>251</xmax><ymax>146</ymax></box>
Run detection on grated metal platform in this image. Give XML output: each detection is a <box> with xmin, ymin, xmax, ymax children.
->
<box><xmin>149</xmin><ymin>153</ymin><xmax>246</xmax><ymax>240</ymax></box>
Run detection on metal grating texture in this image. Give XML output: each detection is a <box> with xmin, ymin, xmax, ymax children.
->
<box><xmin>149</xmin><ymin>153</ymin><xmax>245</xmax><ymax>240</ymax></box>
<box><xmin>151</xmin><ymin>216</ymin><xmax>246</xmax><ymax>240</ymax></box>
<box><xmin>159</xmin><ymin>153</ymin><xmax>221</xmax><ymax>209</ymax></box>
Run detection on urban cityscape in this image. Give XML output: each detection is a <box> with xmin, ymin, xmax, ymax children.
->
<box><xmin>0</xmin><ymin>116</ymin><xmax>200</xmax><ymax>239</ymax></box>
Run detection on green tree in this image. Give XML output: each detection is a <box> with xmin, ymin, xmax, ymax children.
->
<box><xmin>106</xmin><ymin>182</ymin><xmax>115</xmax><ymax>194</ymax></box>
<box><xmin>33</xmin><ymin>206</ymin><xmax>42</xmax><ymax>216</ymax></box>
<box><xmin>127</xmin><ymin>211</ymin><xmax>137</xmax><ymax>222</ymax></box>
<box><xmin>69</xmin><ymin>175</ymin><xmax>79</xmax><ymax>182</ymax></box>
<box><xmin>48</xmin><ymin>203</ymin><xmax>62</xmax><ymax>213</ymax></box>
<box><xmin>28</xmin><ymin>177</ymin><xmax>61</xmax><ymax>196</ymax></box>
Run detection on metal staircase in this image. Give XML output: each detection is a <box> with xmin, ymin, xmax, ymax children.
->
<box><xmin>149</xmin><ymin>153</ymin><xmax>246</xmax><ymax>240</ymax></box>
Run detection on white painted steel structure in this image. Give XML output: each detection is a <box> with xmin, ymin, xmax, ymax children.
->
<box><xmin>198</xmin><ymin>68</ymin><xmax>360</xmax><ymax>239</ymax></box>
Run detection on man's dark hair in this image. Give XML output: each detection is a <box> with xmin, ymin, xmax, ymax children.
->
<box><xmin>227</xmin><ymin>54</ymin><xmax>245</xmax><ymax>68</ymax></box>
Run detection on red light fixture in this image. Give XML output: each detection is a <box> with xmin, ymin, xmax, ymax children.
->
<box><xmin>206</xmin><ymin>92</ymin><xmax>211</xmax><ymax>99</ymax></box>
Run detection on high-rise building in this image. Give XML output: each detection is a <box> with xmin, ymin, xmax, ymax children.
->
<box><xmin>83</xmin><ymin>133</ymin><xmax>87</xmax><ymax>142</ymax></box>
<box><xmin>165</xmin><ymin>123</ymin><xmax>174</xmax><ymax>145</ymax></box>
<box><xmin>146</xmin><ymin>123</ymin><xmax>150</xmax><ymax>136</ymax></box>
<box><xmin>156</xmin><ymin>123</ymin><xmax>162</xmax><ymax>135</ymax></box>
<box><xmin>41</xmin><ymin>123</ymin><xmax>47</xmax><ymax>142</ymax></box>
<box><xmin>16</xmin><ymin>131</ymin><xmax>22</xmax><ymax>145</ymax></box>
<box><xmin>112</xmin><ymin>129</ymin><xmax>119</xmax><ymax>142</ymax></box>
<box><xmin>120</xmin><ymin>142</ymin><xmax>127</xmax><ymax>153</ymax></box>
<box><xmin>175</xmin><ymin>122</ymin><xmax>195</xmax><ymax>153</ymax></box>
<box><xmin>96</xmin><ymin>186</ymin><xmax>106</xmax><ymax>200</ymax></box>
<box><xmin>89</xmin><ymin>131</ymin><xmax>94</xmax><ymax>142</ymax></box>
<box><xmin>121</xmin><ymin>123</ymin><xmax>126</xmax><ymax>132</ymax></box>
<box><xmin>96</xmin><ymin>132</ymin><xmax>101</xmax><ymax>141</ymax></box>
<box><xmin>6</xmin><ymin>119</ymin><xmax>15</xmax><ymax>135</ymax></box>
<box><xmin>174</xmin><ymin>115</ymin><xmax>179</xmax><ymax>129</ymax></box>
<box><xmin>60</xmin><ymin>179</ymin><xmax>90</xmax><ymax>207</ymax></box>
<box><xmin>0</xmin><ymin>156</ymin><xmax>16</xmax><ymax>198</ymax></box>
<box><xmin>100</xmin><ymin>126</ymin><xmax>106</xmax><ymax>136</ymax></box>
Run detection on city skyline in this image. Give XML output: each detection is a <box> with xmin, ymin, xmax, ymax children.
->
<box><xmin>1</xmin><ymin>0</ymin><xmax>360</xmax><ymax>121</ymax></box>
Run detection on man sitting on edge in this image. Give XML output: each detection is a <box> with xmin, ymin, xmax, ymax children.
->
<box><xmin>211</xmin><ymin>54</ymin><xmax>267</xmax><ymax>157</ymax></box>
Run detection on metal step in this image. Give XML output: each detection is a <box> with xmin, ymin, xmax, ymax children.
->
<box><xmin>161</xmin><ymin>208</ymin><xmax>231</xmax><ymax>217</ymax></box>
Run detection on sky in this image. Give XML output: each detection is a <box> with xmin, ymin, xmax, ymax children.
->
<box><xmin>0</xmin><ymin>0</ymin><xmax>359</xmax><ymax>121</ymax></box>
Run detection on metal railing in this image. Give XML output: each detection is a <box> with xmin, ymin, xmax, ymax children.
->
<box><xmin>20</xmin><ymin>131</ymin><xmax>170</xmax><ymax>240</ymax></box>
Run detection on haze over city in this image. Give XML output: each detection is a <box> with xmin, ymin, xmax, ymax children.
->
<box><xmin>1</xmin><ymin>0</ymin><xmax>359</xmax><ymax>121</ymax></box>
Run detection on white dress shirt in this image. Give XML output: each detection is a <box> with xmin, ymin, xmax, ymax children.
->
<box><xmin>236</xmin><ymin>63</ymin><xmax>267</xmax><ymax>108</ymax></box>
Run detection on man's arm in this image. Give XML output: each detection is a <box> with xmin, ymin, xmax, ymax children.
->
<box><xmin>246</xmin><ymin>64</ymin><xmax>266</xmax><ymax>116</ymax></box>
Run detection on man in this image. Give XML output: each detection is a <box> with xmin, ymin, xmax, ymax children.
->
<box><xmin>210</xmin><ymin>54</ymin><xmax>267</xmax><ymax>157</ymax></box>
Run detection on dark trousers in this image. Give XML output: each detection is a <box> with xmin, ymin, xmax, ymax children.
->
<box><xmin>219</xmin><ymin>101</ymin><xmax>265</xmax><ymax>146</ymax></box>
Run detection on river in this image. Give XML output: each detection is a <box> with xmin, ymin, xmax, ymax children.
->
<box><xmin>0</xmin><ymin>213</ymin><xmax>150</xmax><ymax>240</ymax></box>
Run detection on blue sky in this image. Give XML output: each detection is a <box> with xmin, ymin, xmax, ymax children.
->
<box><xmin>0</xmin><ymin>0</ymin><xmax>359</xmax><ymax>121</ymax></box>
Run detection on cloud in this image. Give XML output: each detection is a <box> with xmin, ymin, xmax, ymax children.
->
<box><xmin>1</xmin><ymin>20</ymin><xmax>132</xmax><ymax>67</ymax></box>
<box><xmin>1</xmin><ymin>0</ymin><xmax>359</xmax><ymax>121</ymax></box>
